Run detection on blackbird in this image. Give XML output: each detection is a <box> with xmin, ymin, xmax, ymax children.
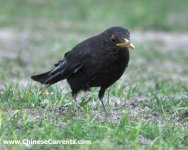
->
<box><xmin>31</xmin><ymin>27</ymin><xmax>134</xmax><ymax>113</ymax></box>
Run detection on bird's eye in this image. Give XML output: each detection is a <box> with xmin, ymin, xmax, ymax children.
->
<box><xmin>110</xmin><ymin>35</ymin><xmax>116</xmax><ymax>43</ymax></box>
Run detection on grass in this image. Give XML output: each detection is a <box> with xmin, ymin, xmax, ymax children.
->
<box><xmin>0</xmin><ymin>0</ymin><xmax>188</xmax><ymax>31</ymax></box>
<box><xmin>0</xmin><ymin>0</ymin><xmax>188</xmax><ymax>149</ymax></box>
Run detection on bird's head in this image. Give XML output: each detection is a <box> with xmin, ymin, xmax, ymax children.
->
<box><xmin>103</xmin><ymin>27</ymin><xmax>135</xmax><ymax>49</ymax></box>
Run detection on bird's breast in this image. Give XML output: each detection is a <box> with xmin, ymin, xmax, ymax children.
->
<box><xmin>88</xmin><ymin>48</ymin><xmax>129</xmax><ymax>87</ymax></box>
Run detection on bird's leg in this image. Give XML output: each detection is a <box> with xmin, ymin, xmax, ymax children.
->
<box><xmin>73</xmin><ymin>94</ymin><xmax>79</xmax><ymax>115</ymax></box>
<box><xmin>100</xmin><ymin>98</ymin><xmax>106</xmax><ymax>114</ymax></box>
<box><xmin>98</xmin><ymin>88</ymin><xmax>107</xmax><ymax>116</ymax></box>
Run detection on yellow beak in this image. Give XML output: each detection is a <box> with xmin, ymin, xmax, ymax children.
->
<box><xmin>116</xmin><ymin>38</ymin><xmax>135</xmax><ymax>49</ymax></box>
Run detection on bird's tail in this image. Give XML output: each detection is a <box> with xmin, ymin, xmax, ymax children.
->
<box><xmin>31</xmin><ymin>60</ymin><xmax>81</xmax><ymax>86</ymax></box>
<box><xmin>31</xmin><ymin>70</ymin><xmax>65</xmax><ymax>86</ymax></box>
<box><xmin>31</xmin><ymin>71</ymin><xmax>51</xmax><ymax>84</ymax></box>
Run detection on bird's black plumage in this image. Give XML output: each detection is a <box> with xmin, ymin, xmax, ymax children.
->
<box><xmin>31</xmin><ymin>26</ymin><xmax>134</xmax><ymax>113</ymax></box>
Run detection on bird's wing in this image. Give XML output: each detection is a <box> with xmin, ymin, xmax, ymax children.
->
<box><xmin>51</xmin><ymin>48</ymin><xmax>86</xmax><ymax>77</ymax></box>
<box><xmin>43</xmin><ymin>60</ymin><xmax>83</xmax><ymax>85</ymax></box>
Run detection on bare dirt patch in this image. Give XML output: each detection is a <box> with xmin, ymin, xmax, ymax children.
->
<box><xmin>1</xmin><ymin>28</ymin><xmax>188</xmax><ymax>53</ymax></box>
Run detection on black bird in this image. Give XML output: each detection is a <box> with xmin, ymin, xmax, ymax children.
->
<box><xmin>31</xmin><ymin>27</ymin><xmax>134</xmax><ymax>113</ymax></box>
